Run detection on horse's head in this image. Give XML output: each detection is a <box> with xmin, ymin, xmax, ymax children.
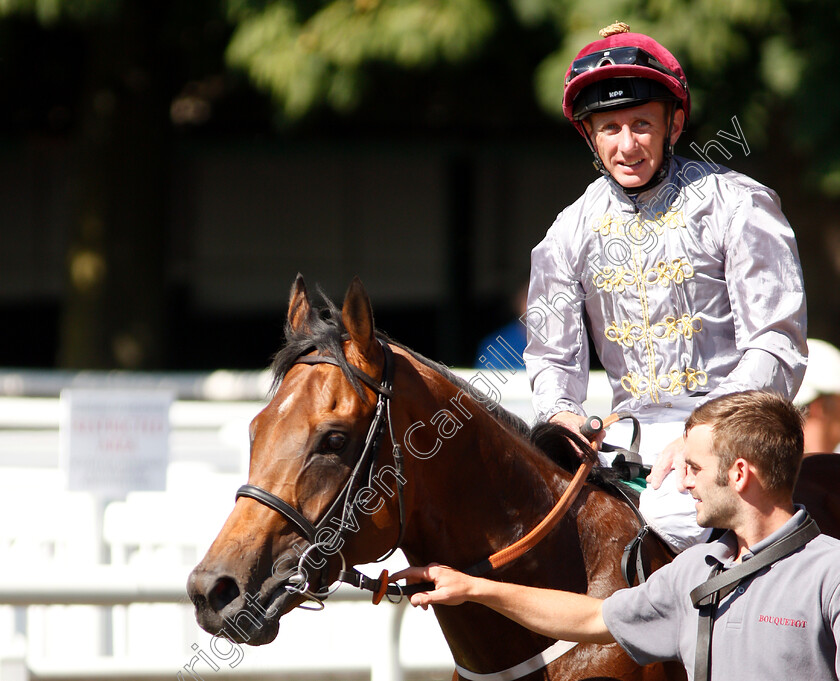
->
<box><xmin>187</xmin><ymin>275</ymin><xmax>404</xmax><ymax>645</ymax></box>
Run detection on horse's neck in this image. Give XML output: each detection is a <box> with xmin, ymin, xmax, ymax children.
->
<box><xmin>395</xmin><ymin>375</ymin><xmax>646</xmax><ymax>673</ymax></box>
<box><xmin>395</xmin><ymin>362</ymin><xmax>575</xmax><ymax>569</ymax></box>
<box><xmin>389</xmin><ymin>355</ymin><xmax>657</xmax><ymax>674</ymax></box>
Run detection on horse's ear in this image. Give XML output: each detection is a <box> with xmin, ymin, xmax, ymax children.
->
<box><xmin>342</xmin><ymin>276</ymin><xmax>376</xmax><ymax>357</ymax></box>
<box><xmin>287</xmin><ymin>273</ymin><xmax>312</xmax><ymax>333</ymax></box>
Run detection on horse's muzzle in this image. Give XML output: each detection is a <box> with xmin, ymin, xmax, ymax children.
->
<box><xmin>186</xmin><ymin>564</ymin><xmax>290</xmax><ymax>645</ymax></box>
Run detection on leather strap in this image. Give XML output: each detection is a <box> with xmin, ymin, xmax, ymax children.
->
<box><xmin>238</xmin><ymin>339</ymin><xmax>404</xmax><ymax>597</ymax></box>
<box><xmin>603</xmin><ymin>475</ymin><xmax>654</xmax><ymax>587</ymax></box>
<box><xmin>621</xmin><ymin>525</ymin><xmax>650</xmax><ymax>587</ymax></box>
<box><xmin>601</xmin><ymin>411</ymin><xmax>647</xmax><ymax>480</ymax></box>
<box><xmin>338</xmin><ymin>567</ymin><xmax>433</xmax><ymax>600</ymax></box>
<box><xmin>237</xmin><ymin>484</ymin><xmax>317</xmax><ymax>543</ymax></box>
<box><xmin>470</xmin><ymin>412</ymin><xmax>621</xmax><ymax>574</ymax></box>
<box><xmin>481</xmin><ymin>454</ymin><xmax>596</xmax><ymax>572</ymax></box>
<box><xmin>691</xmin><ymin>516</ymin><xmax>820</xmax><ymax>681</ymax></box>
<box><xmin>453</xmin><ymin>639</ymin><xmax>579</xmax><ymax>681</ymax></box>
<box><xmin>294</xmin><ymin>354</ymin><xmax>393</xmax><ymax>399</ymax></box>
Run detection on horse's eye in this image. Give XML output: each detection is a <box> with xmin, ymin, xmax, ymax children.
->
<box><xmin>324</xmin><ymin>432</ymin><xmax>347</xmax><ymax>452</ymax></box>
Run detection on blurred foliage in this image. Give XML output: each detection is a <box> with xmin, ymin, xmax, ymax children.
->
<box><xmin>219</xmin><ymin>0</ymin><xmax>840</xmax><ymax>193</ymax></box>
<box><xmin>0</xmin><ymin>0</ymin><xmax>121</xmax><ymax>23</ymax></box>
<box><xmin>1</xmin><ymin>0</ymin><xmax>839</xmax><ymax>187</ymax></box>
<box><xmin>224</xmin><ymin>0</ymin><xmax>496</xmax><ymax>118</ymax></box>
<box><xmin>1</xmin><ymin>0</ymin><xmax>839</xmax><ymax>367</ymax></box>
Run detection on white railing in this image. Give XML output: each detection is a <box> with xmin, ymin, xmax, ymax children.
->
<box><xmin>0</xmin><ymin>569</ymin><xmax>443</xmax><ymax>681</ymax></box>
<box><xmin>0</xmin><ymin>368</ymin><xmax>612</xmax><ymax>681</ymax></box>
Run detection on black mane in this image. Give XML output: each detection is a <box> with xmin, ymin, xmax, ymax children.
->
<box><xmin>389</xmin><ymin>339</ymin><xmax>533</xmax><ymax>441</ymax></box>
<box><xmin>530</xmin><ymin>421</ymin><xmax>596</xmax><ymax>470</ymax></box>
<box><xmin>531</xmin><ymin>421</ymin><xmax>641</xmax><ymax>500</ymax></box>
<box><xmin>269</xmin><ymin>291</ymin><xmax>365</xmax><ymax>395</ymax></box>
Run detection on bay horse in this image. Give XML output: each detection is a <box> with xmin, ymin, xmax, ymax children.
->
<box><xmin>187</xmin><ymin>275</ymin><xmax>839</xmax><ymax>681</ymax></box>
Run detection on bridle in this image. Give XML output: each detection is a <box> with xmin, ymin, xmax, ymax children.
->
<box><xmin>236</xmin><ymin>337</ymin><xmax>407</xmax><ymax>608</ymax></box>
<box><xmin>235</xmin><ymin>336</ymin><xmax>620</xmax><ymax>610</ymax></box>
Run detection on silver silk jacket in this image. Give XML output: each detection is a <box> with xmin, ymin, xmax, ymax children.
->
<box><xmin>525</xmin><ymin>155</ymin><xmax>807</xmax><ymax>423</ymax></box>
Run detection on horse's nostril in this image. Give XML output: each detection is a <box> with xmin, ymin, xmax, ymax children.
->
<box><xmin>208</xmin><ymin>576</ymin><xmax>241</xmax><ymax>613</ymax></box>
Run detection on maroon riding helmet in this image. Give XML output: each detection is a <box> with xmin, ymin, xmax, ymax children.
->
<box><xmin>562</xmin><ymin>27</ymin><xmax>691</xmax><ymax>189</ymax></box>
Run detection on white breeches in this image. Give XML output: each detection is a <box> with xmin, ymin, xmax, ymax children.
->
<box><xmin>602</xmin><ymin>416</ymin><xmax>713</xmax><ymax>552</ymax></box>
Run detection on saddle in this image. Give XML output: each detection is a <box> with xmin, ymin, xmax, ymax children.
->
<box><xmin>535</xmin><ymin>413</ymin><xmax>675</xmax><ymax>586</ymax></box>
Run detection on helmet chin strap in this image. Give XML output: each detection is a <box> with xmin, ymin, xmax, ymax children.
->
<box><xmin>585</xmin><ymin>102</ymin><xmax>678</xmax><ymax>197</ymax></box>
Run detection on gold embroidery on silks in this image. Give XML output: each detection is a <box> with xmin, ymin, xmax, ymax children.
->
<box><xmin>620</xmin><ymin>367</ymin><xmax>708</xmax><ymax>401</ymax></box>
<box><xmin>605</xmin><ymin>321</ymin><xmax>646</xmax><ymax>347</ymax></box>
<box><xmin>683</xmin><ymin>368</ymin><xmax>708</xmax><ymax>391</ymax></box>
<box><xmin>606</xmin><ymin>314</ymin><xmax>702</xmax><ymax>348</ymax></box>
<box><xmin>620</xmin><ymin>372</ymin><xmax>649</xmax><ymax>400</ymax></box>
<box><xmin>632</xmin><ymin>238</ymin><xmax>659</xmax><ymax>402</ymax></box>
<box><xmin>645</xmin><ymin>258</ymin><xmax>695</xmax><ymax>287</ymax></box>
<box><xmin>661</xmin><ymin>367</ymin><xmax>709</xmax><ymax>395</ymax></box>
<box><xmin>593</xmin><ymin>267</ymin><xmax>637</xmax><ymax>293</ymax></box>
<box><xmin>650</xmin><ymin>315</ymin><xmax>703</xmax><ymax>342</ymax></box>
<box><xmin>589</xmin><ymin>209</ymin><xmax>700</xmax><ymax>403</ymax></box>
<box><xmin>594</xmin><ymin>258</ymin><xmax>694</xmax><ymax>292</ymax></box>
<box><xmin>651</xmin><ymin>209</ymin><xmax>686</xmax><ymax>233</ymax></box>
<box><xmin>590</xmin><ymin>210</ymin><xmax>686</xmax><ymax>238</ymax></box>
<box><xmin>591</xmin><ymin>213</ymin><xmax>621</xmax><ymax>237</ymax></box>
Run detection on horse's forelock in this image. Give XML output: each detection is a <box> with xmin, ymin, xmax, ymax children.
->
<box><xmin>269</xmin><ymin>292</ymin><xmax>365</xmax><ymax>397</ymax></box>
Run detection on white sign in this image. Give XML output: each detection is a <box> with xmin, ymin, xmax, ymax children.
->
<box><xmin>60</xmin><ymin>389</ymin><xmax>173</xmax><ymax>498</ymax></box>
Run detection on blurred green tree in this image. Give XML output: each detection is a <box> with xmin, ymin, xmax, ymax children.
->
<box><xmin>218</xmin><ymin>0</ymin><xmax>840</xmax><ymax>345</ymax></box>
<box><xmin>223</xmin><ymin>0</ymin><xmax>840</xmax><ymax>190</ymax></box>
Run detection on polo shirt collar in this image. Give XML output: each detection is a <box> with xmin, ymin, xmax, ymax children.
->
<box><xmin>745</xmin><ymin>505</ymin><xmax>808</xmax><ymax>559</ymax></box>
<box><xmin>702</xmin><ymin>531</ymin><xmax>738</xmax><ymax>570</ymax></box>
<box><xmin>701</xmin><ymin>505</ymin><xmax>808</xmax><ymax>569</ymax></box>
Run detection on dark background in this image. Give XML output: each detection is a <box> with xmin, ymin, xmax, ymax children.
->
<box><xmin>1</xmin><ymin>4</ymin><xmax>838</xmax><ymax>372</ymax></box>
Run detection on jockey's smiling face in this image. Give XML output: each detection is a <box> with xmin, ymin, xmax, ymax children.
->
<box><xmin>583</xmin><ymin>101</ymin><xmax>684</xmax><ymax>189</ymax></box>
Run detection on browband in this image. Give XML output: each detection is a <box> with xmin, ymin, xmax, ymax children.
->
<box><xmin>294</xmin><ymin>353</ymin><xmax>393</xmax><ymax>398</ymax></box>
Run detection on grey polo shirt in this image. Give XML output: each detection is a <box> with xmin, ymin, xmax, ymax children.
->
<box><xmin>601</xmin><ymin>509</ymin><xmax>840</xmax><ymax>680</ymax></box>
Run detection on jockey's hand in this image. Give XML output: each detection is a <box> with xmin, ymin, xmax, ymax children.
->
<box><xmin>549</xmin><ymin>411</ymin><xmax>606</xmax><ymax>449</ymax></box>
<box><xmin>390</xmin><ymin>564</ymin><xmax>476</xmax><ymax>610</ymax></box>
<box><xmin>646</xmin><ymin>435</ymin><xmax>688</xmax><ymax>491</ymax></box>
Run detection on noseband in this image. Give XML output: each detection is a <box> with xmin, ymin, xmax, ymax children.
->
<box><xmin>236</xmin><ymin>338</ymin><xmax>407</xmax><ymax>607</ymax></box>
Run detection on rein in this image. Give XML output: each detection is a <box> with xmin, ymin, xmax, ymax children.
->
<box><xmin>472</xmin><ymin>413</ymin><xmax>615</xmax><ymax>575</ymax></box>
<box><xmin>342</xmin><ymin>415</ymin><xmax>610</xmax><ymax>603</ymax></box>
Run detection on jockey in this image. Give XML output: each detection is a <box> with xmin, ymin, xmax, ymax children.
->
<box><xmin>524</xmin><ymin>23</ymin><xmax>807</xmax><ymax>552</ymax></box>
